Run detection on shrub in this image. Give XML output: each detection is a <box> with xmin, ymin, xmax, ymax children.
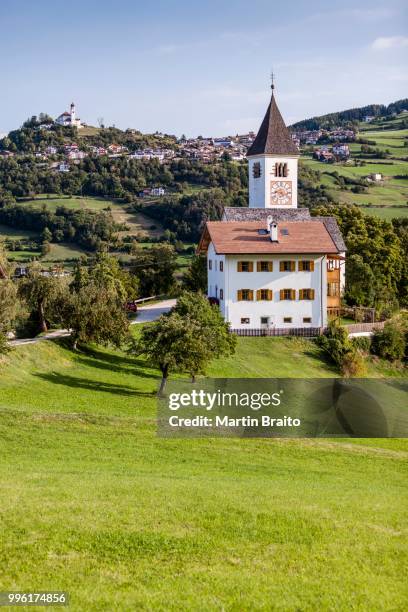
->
<box><xmin>371</xmin><ymin>320</ymin><xmax>406</xmax><ymax>361</ymax></box>
<box><xmin>340</xmin><ymin>350</ymin><xmax>366</xmax><ymax>377</ymax></box>
<box><xmin>316</xmin><ymin>319</ymin><xmax>351</xmax><ymax>366</ymax></box>
<box><xmin>351</xmin><ymin>336</ymin><xmax>371</xmax><ymax>353</ymax></box>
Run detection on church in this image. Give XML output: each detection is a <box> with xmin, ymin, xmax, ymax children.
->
<box><xmin>55</xmin><ymin>102</ymin><xmax>83</xmax><ymax>129</ymax></box>
<box><xmin>197</xmin><ymin>83</ymin><xmax>346</xmax><ymax>333</ymax></box>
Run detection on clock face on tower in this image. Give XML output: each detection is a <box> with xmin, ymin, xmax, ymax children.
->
<box><xmin>270</xmin><ymin>180</ymin><xmax>292</xmax><ymax>206</ymax></box>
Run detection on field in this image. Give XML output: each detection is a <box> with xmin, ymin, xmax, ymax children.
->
<box><xmin>302</xmin><ymin>117</ymin><xmax>408</xmax><ymax>220</ymax></box>
<box><xmin>0</xmin><ymin>337</ymin><xmax>407</xmax><ymax>610</ymax></box>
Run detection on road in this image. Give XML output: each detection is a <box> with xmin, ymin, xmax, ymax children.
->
<box><xmin>131</xmin><ymin>298</ymin><xmax>176</xmax><ymax>324</ymax></box>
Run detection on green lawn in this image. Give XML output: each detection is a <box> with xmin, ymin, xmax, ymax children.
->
<box><xmin>0</xmin><ymin>338</ymin><xmax>407</xmax><ymax>610</ymax></box>
<box><xmin>303</xmin><ymin>155</ymin><xmax>408</xmax><ymax>216</ymax></box>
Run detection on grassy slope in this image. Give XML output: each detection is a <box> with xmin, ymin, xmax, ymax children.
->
<box><xmin>302</xmin><ymin>118</ymin><xmax>408</xmax><ymax>219</ymax></box>
<box><xmin>0</xmin><ymin>339</ymin><xmax>407</xmax><ymax>610</ymax></box>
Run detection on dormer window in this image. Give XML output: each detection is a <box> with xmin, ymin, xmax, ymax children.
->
<box><xmin>253</xmin><ymin>162</ymin><xmax>261</xmax><ymax>178</ymax></box>
<box><xmin>275</xmin><ymin>162</ymin><xmax>288</xmax><ymax>177</ymax></box>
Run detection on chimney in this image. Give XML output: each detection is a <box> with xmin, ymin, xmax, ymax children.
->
<box><xmin>267</xmin><ymin>216</ymin><xmax>278</xmax><ymax>242</ymax></box>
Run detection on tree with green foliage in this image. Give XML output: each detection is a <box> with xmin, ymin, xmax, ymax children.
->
<box><xmin>182</xmin><ymin>255</ymin><xmax>207</xmax><ymax>292</ymax></box>
<box><xmin>63</xmin><ymin>254</ymin><xmax>129</xmax><ymax>350</ymax></box>
<box><xmin>133</xmin><ymin>292</ymin><xmax>236</xmax><ymax>393</ymax></box>
<box><xmin>173</xmin><ymin>291</ymin><xmax>236</xmax><ymax>382</ymax></box>
<box><xmin>130</xmin><ymin>244</ymin><xmax>177</xmax><ymax>297</ymax></box>
<box><xmin>17</xmin><ymin>263</ymin><xmax>64</xmax><ymax>333</ymax></box>
<box><xmin>313</xmin><ymin>204</ymin><xmax>404</xmax><ymax>309</ymax></box>
<box><xmin>0</xmin><ymin>243</ymin><xmax>17</xmax><ymax>353</ymax></box>
<box><xmin>345</xmin><ymin>254</ymin><xmax>376</xmax><ymax>306</ymax></box>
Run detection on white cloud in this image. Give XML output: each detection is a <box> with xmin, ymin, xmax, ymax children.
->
<box><xmin>372</xmin><ymin>36</ymin><xmax>408</xmax><ymax>50</ymax></box>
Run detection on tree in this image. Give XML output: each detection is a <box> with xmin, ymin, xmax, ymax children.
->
<box><xmin>182</xmin><ymin>255</ymin><xmax>207</xmax><ymax>292</ymax></box>
<box><xmin>345</xmin><ymin>254</ymin><xmax>376</xmax><ymax>306</ymax></box>
<box><xmin>17</xmin><ymin>263</ymin><xmax>64</xmax><ymax>333</ymax></box>
<box><xmin>131</xmin><ymin>244</ymin><xmax>177</xmax><ymax>297</ymax></box>
<box><xmin>0</xmin><ymin>243</ymin><xmax>17</xmax><ymax>353</ymax></box>
<box><xmin>133</xmin><ymin>312</ymin><xmax>196</xmax><ymax>394</ymax></box>
<box><xmin>63</xmin><ymin>254</ymin><xmax>129</xmax><ymax>349</ymax></box>
<box><xmin>173</xmin><ymin>292</ymin><xmax>236</xmax><ymax>382</ymax></box>
<box><xmin>133</xmin><ymin>292</ymin><xmax>236</xmax><ymax>393</ymax></box>
<box><xmin>313</xmin><ymin>204</ymin><xmax>404</xmax><ymax>308</ymax></box>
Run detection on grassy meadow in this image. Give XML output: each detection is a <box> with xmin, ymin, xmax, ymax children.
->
<box><xmin>302</xmin><ymin>118</ymin><xmax>408</xmax><ymax>220</ymax></box>
<box><xmin>0</xmin><ymin>336</ymin><xmax>407</xmax><ymax>610</ymax></box>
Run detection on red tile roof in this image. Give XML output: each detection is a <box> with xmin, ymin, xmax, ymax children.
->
<box><xmin>198</xmin><ymin>221</ymin><xmax>339</xmax><ymax>255</ymax></box>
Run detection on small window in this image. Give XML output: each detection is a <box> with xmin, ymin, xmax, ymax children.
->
<box><xmin>208</xmin><ymin>260</ymin><xmax>212</xmax><ymax>270</ymax></box>
<box><xmin>283</xmin><ymin>317</ymin><xmax>292</xmax><ymax>323</ymax></box>
<box><xmin>257</xmin><ymin>289</ymin><xmax>272</xmax><ymax>301</ymax></box>
<box><xmin>303</xmin><ymin>317</ymin><xmax>312</xmax><ymax>323</ymax></box>
<box><xmin>280</xmin><ymin>261</ymin><xmax>295</xmax><ymax>272</ymax></box>
<box><xmin>261</xmin><ymin>317</ymin><xmax>269</xmax><ymax>325</ymax></box>
<box><xmin>238</xmin><ymin>289</ymin><xmax>253</xmax><ymax>301</ymax></box>
<box><xmin>220</xmin><ymin>261</ymin><xmax>224</xmax><ymax>272</ymax></box>
<box><xmin>275</xmin><ymin>162</ymin><xmax>288</xmax><ymax>177</ymax></box>
<box><xmin>241</xmin><ymin>317</ymin><xmax>250</xmax><ymax>324</ymax></box>
<box><xmin>238</xmin><ymin>261</ymin><xmax>253</xmax><ymax>272</ymax></box>
<box><xmin>253</xmin><ymin>162</ymin><xmax>261</xmax><ymax>178</ymax></box>
<box><xmin>299</xmin><ymin>289</ymin><xmax>315</xmax><ymax>300</ymax></box>
<box><xmin>220</xmin><ymin>289</ymin><xmax>224</xmax><ymax>300</ymax></box>
<box><xmin>280</xmin><ymin>289</ymin><xmax>295</xmax><ymax>300</ymax></box>
<box><xmin>257</xmin><ymin>261</ymin><xmax>273</xmax><ymax>272</ymax></box>
<box><xmin>299</xmin><ymin>260</ymin><xmax>314</xmax><ymax>272</ymax></box>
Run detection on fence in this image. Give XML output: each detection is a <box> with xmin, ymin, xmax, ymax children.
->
<box><xmin>344</xmin><ymin>321</ymin><xmax>385</xmax><ymax>334</ymax></box>
<box><xmin>230</xmin><ymin>327</ymin><xmax>323</xmax><ymax>337</ymax></box>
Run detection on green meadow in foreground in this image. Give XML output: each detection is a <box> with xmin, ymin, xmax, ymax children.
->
<box><xmin>0</xmin><ymin>338</ymin><xmax>407</xmax><ymax>611</ymax></box>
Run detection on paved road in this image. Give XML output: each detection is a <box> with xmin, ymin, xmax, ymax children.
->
<box><xmin>131</xmin><ymin>298</ymin><xmax>176</xmax><ymax>324</ymax></box>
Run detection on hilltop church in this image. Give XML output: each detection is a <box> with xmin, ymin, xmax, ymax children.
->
<box><xmin>198</xmin><ymin>83</ymin><xmax>346</xmax><ymax>333</ymax></box>
<box><xmin>55</xmin><ymin>102</ymin><xmax>83</xmax><ymax>129</ymax></box>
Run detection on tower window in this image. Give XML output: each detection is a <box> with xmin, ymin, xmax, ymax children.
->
<box><xmin>253</xmin><ymin>162</ymin><xmax>261</xmax><ymax>178</ymax></box>
<box><xmin>275</xmin><ymin>162</ymin><xmax>288</xmax><ymax>177</ymax></box>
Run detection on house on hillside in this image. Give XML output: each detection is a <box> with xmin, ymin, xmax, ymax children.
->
<box><xmin>332</xmin><ymin>143</ymin><xmax>350</xmax><ymax>159</ymax></box>
<box><xmin>55</xmin><ymin>102</ymin><xmax>83</xmax><ymax>129</ymax></box>
<box><xmin>197</xmin><ymin>82</ymin><xmax>346</xmax><ymax>333</ymax></box>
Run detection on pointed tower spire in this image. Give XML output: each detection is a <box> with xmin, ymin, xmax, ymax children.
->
<box><xmin>247</xmin><ymin>82</ymin><xmax>298</xmax><ymax>157</ymax></box>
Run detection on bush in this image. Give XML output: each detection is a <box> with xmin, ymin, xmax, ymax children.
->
<box><xmin>340</xmin><ymin>350</ymin><xmax>366</xmax><ymax>377</ymax></box>
<box><xmin>371</xmin><ymin>320</ymin><xmax>406</xmax><ymax>361</ymax></box>
<box><xmin>351</xmin><ymin>336</ymin><xmax>371</xmax><ymax>353</ymax></box>
<box><xmin>316</xmin><ymin>320</ymin><xmax>351</xmax><ymax>366</ymax></box>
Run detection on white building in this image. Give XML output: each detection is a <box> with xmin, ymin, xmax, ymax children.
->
<box><xmin>55</xmin><ymin>102</ymin><xmax>83</xmax><ymax>129</ymax></box>
<box><xmin>198</xmin><ymin>84</ymin><xmax>346</xmax><ymax>333</ymax></box>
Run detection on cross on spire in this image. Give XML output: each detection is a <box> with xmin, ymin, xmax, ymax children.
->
<box><xmin>270</xmin><ymin>71</ymin><xmax>275</xmax><ymax>90</ymax></box>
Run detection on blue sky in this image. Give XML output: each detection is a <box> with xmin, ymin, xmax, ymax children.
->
<box><xmin>1</xmin><ymin>0</ymin><xmax>407</xmax><ymax>136</ymax></box>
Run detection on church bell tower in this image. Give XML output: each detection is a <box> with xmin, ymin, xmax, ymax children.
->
<box><xmin>247</xmin><ymin>80</ymin><xmax>299</xmax><ymax>209</ymax></box>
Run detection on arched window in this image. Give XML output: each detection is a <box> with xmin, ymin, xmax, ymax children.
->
<box><xmin>275</xmin><ymin>162</ymin><xmax>288</xmax><ymax>177</ymax></box>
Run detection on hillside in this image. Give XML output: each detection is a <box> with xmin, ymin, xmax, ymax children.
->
<box><xmin>291</xmin><ymin>98</ymin><xmax>408</xmax><ymax>130</ymax></box>
<box><xmin>0</xmin><ymin>338</ymin><xmax>406</xmax><ymax>610</ymax></box>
